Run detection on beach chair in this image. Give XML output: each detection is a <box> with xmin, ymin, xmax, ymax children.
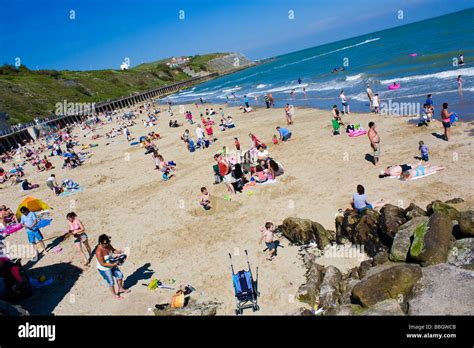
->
<box><xmin>229</xmin><ymin>250</ymin><xmax>259</xmax><ymax>315</ymax></box>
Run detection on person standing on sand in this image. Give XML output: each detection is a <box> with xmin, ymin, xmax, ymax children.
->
<box><xmin>368</xmin><ymin>122</ymin><xmax>380</xmax><ymax>166</ymax></box>
<box><xmin>285</xmin><ymin>103</ymin><xmax>294</xmax><ymax>125</ymax></box>
<box><xmin>20</xmin><ymin>207</ymin><xmax>46</xmax><ymax>258</ymax></box>
<box><xmin>214</xmin><ymin>154</ymin><xmax>235</xmax><ymax>194</ymax></box>
<box><xmin>96</xmin><ymin>234</ymin><xmax>130</xmax><ymax>300</ymax></box>
<box><xmin>264</xmin><ymin>94</ymin><xmax>270</xmax><ymax>109</ymax></box>
<box><xmin>259</xmin><ymin>222</ymin><xmax>277</xmax><ymax>261</ymax></box>
<box><xmin>243</xmin><ymin>95</ymin><xmax>249</xmax><ymax>108</ymax></box>
<box><xmin>268</xmin><ymin>93</ymin><xmax>274</xmax><ymax>107</ymax></box>
<box><xmin>366</xmin><ymin>84</ymin><xmax>374</xmax><ymax>112</ymax></box>
<box><xmin>123</xmin><ymin>126</ymin><xmax>131</xmax><ymax>141</ymax></box>
<box><xmin>67</xmin><ymin>212</ymin><xmax>92</xmax><ymax>266</ymax></box>
<box><xmin>340</xmin><ymin>90</ymin><xmax>350</xmax><ymax>114</ymax></box>
<box><xmin>441</xmin><ymin>102</ymin><xmax>453</xmax><ymax>141</ymax></box>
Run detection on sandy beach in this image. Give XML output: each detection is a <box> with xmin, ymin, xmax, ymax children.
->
<box><xmin>1</xmin><ymin>102</ymin><xmax>473</xmax><ymax>315</ymax></box>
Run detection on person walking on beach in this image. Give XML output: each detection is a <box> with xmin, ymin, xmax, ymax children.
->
<box><xmin>214</xmin><ymin>154</ymin><xmax>235</xmax><ymax>194</ymax></box>
<box><xmin>340</xmin><ymin>90</ymin><xmax>350</xmax><ymax>114</ymax></box>
<box><xmin>96</xmin><ymin>234</ymin><xmax>130</xmax><ymax>300</ymax></box>
<box><xmin>366</xmin><ymin>84</ymin><xmax>374</xmax><ymax>112</ymax></box>
<box><xmin>20</xmin><ymin>207</ymin><xmax>46</xmax><ymax>258</ymax></box>
<box><xmin>368</xmin><ymin>122</ymin><xmax>380</xmax><ymax>166</ymax></box>
<box><xmin>268</xmin><ymin>93</ymin><xmax>274</xmax><ymax>107</ymax></box>
<box><xmin>123</xmin><ymin>126</ymin><xmax>131</xmax><ymax>141</ymax></box>
<box><xmin>264</xmin><ymin>94</ymin><xmax>270</xmax><ymax>109</ymax></box>
<box><xmin>285</xmin><ymin>103</ymin><xmax>294</xmax><ymax>125</ymax></box>
<box><xmin>441</xmin><ymin>102</ymin><xmax>453</xmax><ymax>141</ymax></box>
<box><xmin>243</xmin><ymin>95</ymin><xmax>249</xmax><ymax>108</ymax></box>
<box><xmin>425</xmin><ymin>94</ymin><xmax>434</xmax><ymax>108</ymax></box>
<box><xmin>67</xmin><ymin>212</ymin><xmax>92</xmax><ymax>266</ymax></box>
<box><xmin>259</xmin><ymin>222</ymin><xmax>277</xmax><ymax>261</ymax></box>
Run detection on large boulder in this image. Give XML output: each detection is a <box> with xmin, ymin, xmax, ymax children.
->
<box><xmin>297</xmin><ymin>259</ymin><xmax>325</xmax><ymax>307</ymax></box>
<box><xmin>390</xmin><ymin>216</ymin><xmax>429</xmax><ymax>262</ymax></box>
<box><xmin>379</xmin><ymin>204</ymin><xmax>407</xmax><ymax>246</ymax></box>
<box><xmin>351</xmin><ymin>264</ymin><xmax>422</xmax><ymax>307</ymax></box>
<box><xmin>410</xmin><ymin>212</ymin><xmax>453</xmax><ymax>266</ymax></box>
<box><xmin>336</xmin><ymin>209</ymin><xmax>383</xmax><ymax>257</ymax></box>
<box><xmin>318</xmin><ymin>266</ymin><xmax>344</xmax><ymax>314</ymax></box>
<box><xmin>447</xmin><ymin>238</ymin><xmax>473</xmax><ymax>267</ymax></box>
<box><xmin>458</xmin><ymin>211</ymin><xmax>473</xmax><ymax>236</ymax></box>
<box><xmin>404</xmin><ymin>203</ymin><xmax>427</xmax><ymax>220</ymax></box>
<box><xmin>280</xmin><ymin>217</ymin><xmax>335</xmax><ymax>248</ymax></box>
<box><xmin>361</xmin><ymin>299</ymin><xmax>405</xmax><ymax>316</ymax></box>
<box><xmin>427</xmin><ymin>200</ymin><xmax>460</xmax><ymax>220</ymax></box>
<box><xmin>408</xmin><ymin>264</ymin><xmax>474</xmax><ymax>315</ymax></box>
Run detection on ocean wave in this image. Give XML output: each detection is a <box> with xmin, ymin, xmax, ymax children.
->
<box><xmin>346</xmin><ymin>73</ymin><xmax>364</xmax><ymax>81</ymax></box>
<box><xmin>380</xmin><ymin>67</ymin><xmax>474</xmax><ymax>84</ymax></box>
<box><xmin>222</xmin><ymin>86</ymin><xmax>242</xmax><ymax>93</ymax></box>
<box><xmin>274</xmin><ymin>37</ymin><xmax>381</xmax><ymax>70</ymax></box>
<box><xmin>256</xmin><ymin>84</ymin><xmax>268</xmax><ymax>89</ymax></box>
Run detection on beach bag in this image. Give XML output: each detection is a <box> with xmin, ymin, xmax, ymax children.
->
<box><xmin>171</xmin><ymin>290</ymin><xmax>185</xmax><ymax>308</ymax></box>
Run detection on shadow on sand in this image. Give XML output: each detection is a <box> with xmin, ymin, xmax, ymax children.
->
<box><xmin>124</xmin><ymin>262</ymin><xmax>154</xmax><ymax>289</ymax></box>
<box><xmin>18</xmin><ymin>262</ymin><xmax>83</xmax><ymax>315</ymax></box>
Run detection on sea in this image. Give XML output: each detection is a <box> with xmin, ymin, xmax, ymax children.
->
<box><xmin>167</xmin><ymin>8</ymin><xmax>474</xmax><ymax>120</ymax></box>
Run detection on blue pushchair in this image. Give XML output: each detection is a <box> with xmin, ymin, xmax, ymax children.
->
<box><xmin>229</xmin><ymin>250</ymin><xmax>259</xmax><ymax>315</ymax></box>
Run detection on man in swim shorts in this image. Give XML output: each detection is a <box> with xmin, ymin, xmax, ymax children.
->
<box><xmin>368</xmin><ymin>122</ymin><xmax>380</xmax><ymax>166</ymax></box>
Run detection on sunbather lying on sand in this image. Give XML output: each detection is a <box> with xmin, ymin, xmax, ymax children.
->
<box><xmin>379</xmin><ymin>163</ymin><xmax>418</xmax><ymax>178</ymax></box>
<box><xmin>400</xmin><ymin>164</ymin><xmax>446</xmax><ymax>181</ymax></box>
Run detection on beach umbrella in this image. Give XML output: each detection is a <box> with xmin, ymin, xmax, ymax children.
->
<box><xmin>16</xmin><ymin>196</ymin><xmax>50</xmax><ymax>220</ymax></box>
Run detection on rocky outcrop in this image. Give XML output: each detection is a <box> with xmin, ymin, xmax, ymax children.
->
<box><xmin>410</xmin><ymin>213</ymin><xmax>453</xmax><ymax>266</ymax></box>
<box><xmin>297</xmin><ymin>258</ymin><xmax>325</xmax><ymax>307</ymax></box>
<box><xmin>404</xmin><ymin>203</ymin><xmax>427</xmax><ymax>220</ymax></box>
<box><xmin>408</xmin><ymin>264</ymin><xmax>474</xmax><ymax>315</ymax></box>
<box><xmin>379</xmin><ymin>204</ymin><xmax>407</xmax><ymax>245</ymax></box>
<box><xmin>279</xmin><ymin>217</ymin><xmax>335</xmax><ymax>248</ymax></box>
<box><xmin>458</xmin><ymin>211</ymin><xmax>473</xmax><ymax>236</ymax></box>
<box><xmin>427</xmin><ymin>200</ymin><xmax>460</xmax><ymax>220</ymax></box>
<box><xmin>351</xmin><ymin>264</ymin><xmax>422</xmax><ymax>307</ymax></box>
<box><xmin>318</xmin><ymin>266</ymin><xmax>344</xmax><ymax>314</ymax></box>
<box><xmin>361</xmin><ymin>299</ymin><xmax>404</xmax><ymax>316</ymax></box>
<box><xmin>445</xmin><ymin>198</ymin><xmax>464</xmax><ymax>204</ymax></box>
<box><xmin>447</xmin><ymin>238</ymin><xmax>473</xmax><ymax>267</ymax></box>
<box><xmin>390</xmin><ymin>216</ymin><xmax>429</xmax><ymax>262</ymax></box>
<box><xmin>336</xmin><ymin>209</ymin><xmax>383</xmax><ymax>257</ymax></box>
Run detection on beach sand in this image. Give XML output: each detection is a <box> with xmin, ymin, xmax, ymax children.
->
<box><xmin>1</xmin><ymin>102</ymin><xmax>473</xmax><ymax>315</ymax></box>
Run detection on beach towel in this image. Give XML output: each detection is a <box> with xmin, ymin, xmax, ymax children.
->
<box><xmin>59</xmin><ymin>187</ymin><xmax>84</xmax><ymax>197</ymax></box>
<box><xmin>36</xmin><ymin>219</ymin><xmax>53</xmax><ymax>229</ymax></box>
<box><xmin>405</xmin><ymin>171</ymin><xmax>438</xmax><ymax>181</ymax></box>
<box><xmin>258</xmin><ymin>179</ymin><xmax>277</xmax><ymax>185</ymax></box>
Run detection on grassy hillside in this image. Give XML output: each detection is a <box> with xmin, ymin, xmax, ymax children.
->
<box><xmin>0</xmin><ymin>53</ymin><xmax>227</xmax><ymax>124</ymax></box>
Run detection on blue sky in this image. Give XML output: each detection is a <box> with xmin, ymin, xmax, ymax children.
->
<box><xmin>0</xmin><ymin>0</ymin><xmax>472</xmax><ymax>70</ymax></box>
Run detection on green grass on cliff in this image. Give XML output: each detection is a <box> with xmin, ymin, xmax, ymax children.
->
<box><xmin>0</xmin><ymin>53</ymin><xmax>225</xmax><ymax>124</ymax></box>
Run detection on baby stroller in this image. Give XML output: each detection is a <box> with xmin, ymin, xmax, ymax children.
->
<box><xmin>229</xmin><ymin>250</ymin><xmax>259</xmax><ymax>315</ymax></box>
